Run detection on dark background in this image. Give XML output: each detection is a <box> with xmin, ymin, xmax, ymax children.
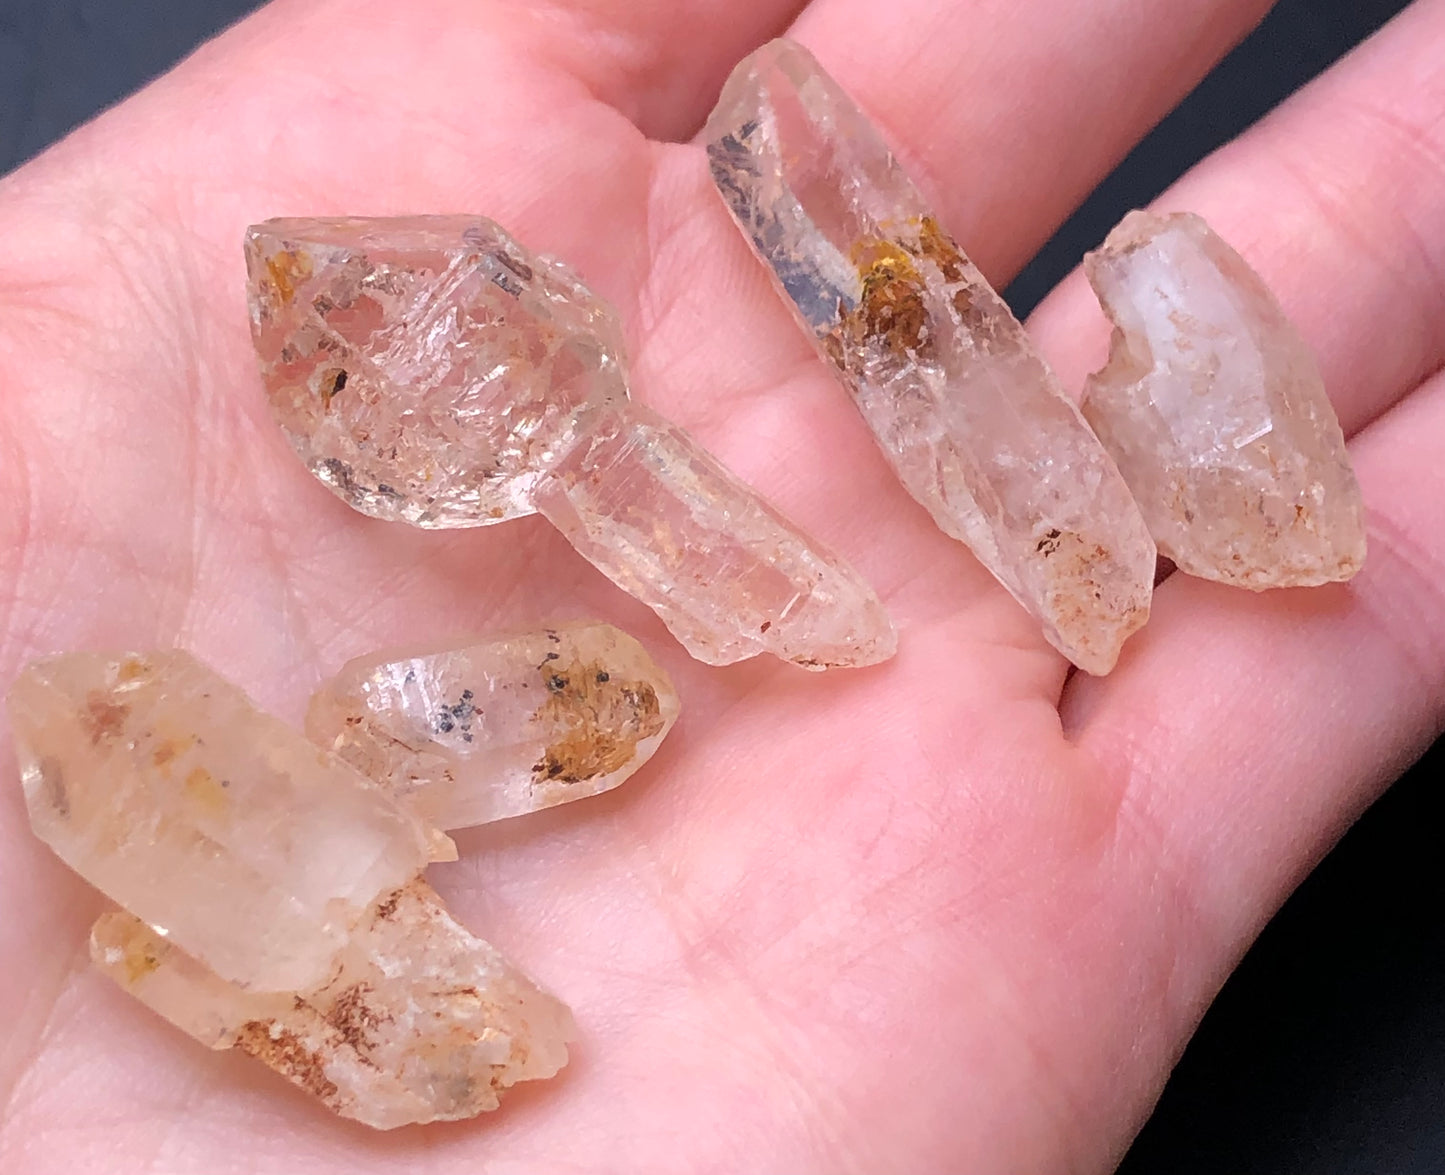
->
<box><xmin>2</xmin><ymin>0</ymin><xmax>1441</xmax><ymax>1170</ymax></box>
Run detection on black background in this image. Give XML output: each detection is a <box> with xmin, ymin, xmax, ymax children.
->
<box><xmin>2</xmin><ymin>1</ymin><xmax>1442</xmax><ymax>1170</ymax></box>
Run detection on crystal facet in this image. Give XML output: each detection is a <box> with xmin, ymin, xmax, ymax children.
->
<box><xmin>307</xmin><ymin>621</ymin><xmax>680</xmax><ymax>828</ymax></box>
<box><xmin>1080</xmin><ymin>210</ymin><xmax>1367</xmax><ymax>587</ymax></box>
<box><xmin>247</xmin><ymin>216</ymin><xmax>895</xmax><ymax>671</ymax></box>
<box><xmin>705</xmin><ymin>38</ymin><xmax>1156</xmax><ymax>674</ymax></box>
<box><xmin>9</xmin><ymin>651</ymin><xmax>576</xmax><ymax>1128</ymax></box>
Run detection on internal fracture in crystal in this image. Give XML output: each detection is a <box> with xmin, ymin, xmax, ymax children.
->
<box><xmin>1080</xmin><ymin>211</ymin><xmax>1366</xmax><ymax>588</ymax></box>
<box><xmin>9</xmin><ymin>650</ymin><xmax>581</xmax><ymax>1128</ymax></box>
<box><xmin>247</xmin><ymin>216</ymin><xmax>894</xmax><ymax>670</ymax></box>
<box><xmin>705</xmin><ymin>38</ymin><xmax>1156</xmax><ymax>675</ymax></box>
<box><xmin>308</xmin><ymin>621</ymin><xmax>680</xmax><ymax>828</ymax></box>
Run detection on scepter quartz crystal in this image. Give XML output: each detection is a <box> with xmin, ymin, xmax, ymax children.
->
<box><xmin>246</xmin><ymin>216</ymin><xmax>894</xmax><ymax>671</ymax></box>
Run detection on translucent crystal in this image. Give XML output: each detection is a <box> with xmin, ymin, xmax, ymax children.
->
<box><xmin>10</xmin><ymin>651</ymin><xmax>576</xmax><ymax>1128</ymax></box>
<box><xmin>91</xmin><ymin>881</ymin><xmax>573</xmax><ymax>1130</ymax></box>
<box><xmin>536</xmin><ymin>405</ymin><xmax>897</xmax><ymax>669</ymax></box>
<box><xmin>1081</xmin><ymin>211</ymin><xmax>1367</xmax><ymax>587</ymax></box>
<box><xmin>307</xmin><ymin>622</ymin><xmax>680</xmax><ymax>828</ymax></box>
<box><xmin>705</xmin><ymin>39</ymin><xmax>1156</xmax><ymax>674</ymax></box>
<box><xmin>9</xmin><ymin>650</ymin><xmax>448</xmax><ymax>992</ymax></box>
<box><xmin>246</xmin><ymin>214</ymin><xmax>895</xmax><ymax>671</ymax></box>
<box><xmin>246</xmin><ymin>216</ymin><xmax>627</xmax><ymax>528</ymax></box>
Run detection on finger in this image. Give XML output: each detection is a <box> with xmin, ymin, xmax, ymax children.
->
<box><xmin>505</xmin><ymin>0</ymin><xmax>811</xmax><ymax>141</ymax></box>
<box><xmin>1031</xmin><ymin>0</ymin><xmax>1445</xmax><ymax>438</ymax></box>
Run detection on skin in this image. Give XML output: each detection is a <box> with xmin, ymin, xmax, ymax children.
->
<box><xmin>0</xmin><ymin>0</ymin><xmax>1442</xmax><ymax>1170</ymax></box>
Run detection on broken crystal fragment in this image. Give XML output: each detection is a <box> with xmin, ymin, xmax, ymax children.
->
<box><xmin>247</xmin><ymin>216</ymin><xmax>626</xmax><ymax>527</ymax></box>
<box><xmin>10</xmin><ymin>651</ymin><xmax>576</xmax><ymax>1128</ymax></box>
<box><xmin>91</xmin><ymin>881</ymin><xmax>573</xmax><ymax>1130</ymax></box>
<box><xmin>536</xmin><ymin>405</ymin><xmax>896</xmax><ymax>669</ymax></box>
<box><xmin>705</xmin><ymin>39</ymin><xmax>1156</xmax><ymax>674</ymax></box>
<box><xmin>1081</xmin><ymin>211</ymin><xmax>1367</xmax><ymax>587</ymax></box>
<box><xmin>247</xmin><ymin>216</ymin><xmax>895</xmax><ymax>671</ymax></box>
<box><xmin>307</xmin><ymin>621</ymin><xmax>680</xmax><ymax>828</ymax></box>
<box><xmin>9</xmin><ymin>650</ymin><xmax>448</xmax><ymax>992</ymax></box>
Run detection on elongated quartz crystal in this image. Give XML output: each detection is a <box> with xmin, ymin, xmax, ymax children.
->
<box><xmin>10</xmin><ymin>650</ymin><xmax>449</xmax><ymax>991</ymax></box>
<box><xmin>307</xmin><ymin>621</ymin><xmax>680</xmax><ymax>828</ymax></box>
<box><xmin>91</xmin><ymin>882</ymin><xmax>572</xmax><ymax>1129</ymax></box>
<box><xmin>247</xmin><ymin>216</ymin><xmax>894</xmax><ymax>671</ymax></box>
<box><xmin>536</xmin><ymin>405</ymin><xmax>896</xmax><ymax>669</ymax></box>
<box><xmin>1081</xmin><ymin>211</ymin><xmax>1366</xmax><ymax>587</ymax></box>
<box><xmin>9</xmin><ymin>651</ymin><xmax>575</xmax><ymax>1127</ymax></box>
<box><xmin>705</xmin><ymin>39</ymin><xmax>1156</xmax><ymax>674</ymax></box>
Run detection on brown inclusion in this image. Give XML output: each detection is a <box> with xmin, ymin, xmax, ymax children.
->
<box><xmin>531</xmin><ymin>660</ymin><xmax>665</xmax><ymax>785</ymax></box>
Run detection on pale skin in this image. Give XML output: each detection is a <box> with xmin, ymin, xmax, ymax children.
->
<box><xmin>0</xmin><ymin>0</ymin><xmax>1442</xmax><ymax>1169</ymax></box>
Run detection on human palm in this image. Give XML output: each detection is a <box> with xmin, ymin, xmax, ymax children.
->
<box><xmin>2</xmin><ymin>0</ymin><xmax>1444</xmax><ymax>1170</ymax></box>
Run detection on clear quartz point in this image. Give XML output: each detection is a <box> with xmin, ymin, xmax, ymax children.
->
<box><xmin>1081</xmin><ymin>210</ymin><xmax>1366</xmax><ymax>587</ymax></box>
<box><xmin>307</xmin><ymin>621</ymin><xmax>681</xmax><ymax>828</ymax></box>
<box><xmin>705</xmin><ymin>38</ymin><xmax>1156</xmax><ymax>674</ymax></box>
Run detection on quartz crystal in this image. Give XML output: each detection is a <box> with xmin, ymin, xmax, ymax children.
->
<box><xmin>9</xmin><ymin>650</ymin><xmax>449</xmax><ymax>992</ymax></box>
<box><xmin>705</xmin><ymin>38</ymin><xmax>1156</xmax><ymax>674</ymax></box>
<box><xmin>91</xmin><ymin>881</ymin><xmax>572</xmax><ymax>1130</ymax></box>
<box><xmin>536</xmin><ymin>405</ymin><xmax>896</xmax><ymax>669</ymax></box>
<box><xmin>247</xmin><ymin>216</ymin><xmax>894</xmax><ymax>671</ymax></box>
<box><xmin>9</xmin><ymin>651</ymin><xmax>575</xmax><ymax>1127</ymax></box>
<box><xmin>308</xmin><ymin>621</ymin><xmax>680</xmax><ymax>828</ymax></box>
<box><xmin>1080</xmin><ymin>211</ymin><xmax>1367</xmax><ymax>587</ymax></box>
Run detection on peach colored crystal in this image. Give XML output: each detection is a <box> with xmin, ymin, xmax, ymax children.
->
<box><xmin>91</xmin><ymin>882</ymin><xmax>572</xmax><ymax>1130</ymax></box>
<box><xmin>1081</xmin><ymin>211</ymin><xmax>1366</xmax><ymax>587</ymax></box>
<box><xmin>705</xmin><ymin>39</ymin><xmax>1156</xmax><ymax>674</ymax></box>
<box><xmin>9</xmin><ymin>651</ymin><xmax>574</xmax><ymax>1128</ymax></box>
<box><xmin>308</xmin><ymin>621</ymin><xmax>680</xmax><ymax>828</ymax></box>
<box><xmin>246</xmin><ymin>216</ymin><xmax>894</xmax><ymax>671</ymax></box>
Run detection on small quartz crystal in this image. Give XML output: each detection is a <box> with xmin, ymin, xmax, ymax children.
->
<box><xmin>536</xmin><ymin>405</ymin><xmax>896</xmax><ymax>669</ymax></box>
<box><xmin>1081</xmin><ymin>210</ymin><xmax>1367</xmax><ymax>587</ymax></box>
<box><xmin>91</xmin><ymin>882</ymin><xmax>573</xmax><ymax>1130</ymax></box>
<box><xmin>247</xmin><ymin>216</ymin><xmax>894</xmax><ymax>671</ymax></box>
<box><xmin>308</xmin><ymin>621</ymin><xmax>680</xmax><ymax>828</ymax></box>
<box><xmin>705</xmin><ymin>38</ymin><xmax>1156</xmax><ymax>674</ymax></box>
<box><xmin>10</xmin><ymin>651</ymin><xmax>448</xmax><ymax>992</ymax></box>
<box><xmin>9</xmin><ymin>650</ymin><xmax>578</xmax><ymax>1128</ymax></box>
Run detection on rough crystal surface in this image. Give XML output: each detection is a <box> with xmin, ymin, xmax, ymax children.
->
<box><xmin>246</xmin><ymin>216</ymin><xmax>627</xmax><ymax>528</ymax></box>
<box><xmin>9</xmin><ymin>651</ymin><xmax>448</xmax><ymax>992</ymax></box>
<box><xmin>705</xmin><ymin>38</ymin><xmax>1156</xmax><ymax>674</ymax></box>
<box><xmin>536</xmin><ymin>404</ymin><xmax>897</xmax><ymax>669</ymax></box>
<box><xmin>91</xmin><ymin>880</ymin><xmax>573</xmax><ymax>1130</ymax></box>
<box><xmin>247</xmin><ymin>214</ymin><xmax>896</xmax><ymax>671</ymax></box>
<box><xmin>10</xmin><ymin>651</ymin><xmax>576</xmax><ymax>1128</ymax></box>
<box><xmin>307</xmin><ymin>621</ymin><xmax>680</xmax><ymax>828</ymax></box>
<box><xmin>1081</xmin><ymin>210</ymin><xmax>1367</xmax><ymax>587</ymax></box>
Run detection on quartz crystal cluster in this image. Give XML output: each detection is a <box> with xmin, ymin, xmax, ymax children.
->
<box><xmin>9</xmin><ymin>631</ymin><xmax>679</xmax><ymax>1128</ymax></box>
<box><xmin>1080</xmin><ymin>211</ymin><xmax>1366</xmax><ymax>587</ymax></box>
<box><xmin>246</xmin><ymin>217</ymin><xmax>894</xmax><ymax>671</ymax></box>
<box><xmin>705</xmin><ymin>39</ymin><xmax>1157</xmax><ymax>675</ymax></box>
